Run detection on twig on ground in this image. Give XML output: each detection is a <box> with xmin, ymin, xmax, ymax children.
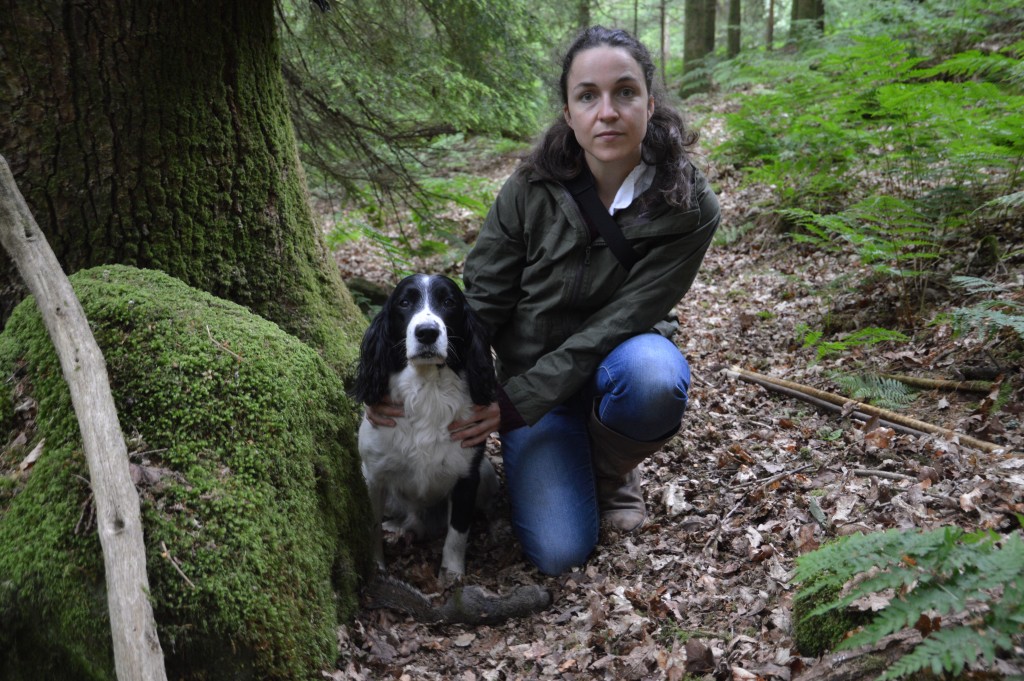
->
<box><xmin>731</xmin><ymin>463</ymin><xmax>814</xmax><ymax>491</ymax></box>
<box><xmin>160</xmin><ymin>541</ymin><xmax>196</xmax><ymax>590</ymax></box>
<box><xmin>880</xmin><ymin>373</ymin><xmax>994</xmax><ymax>394</ymax></box>
<box><xmin>206</xmin><ymin>325</ymin><xmax>244</xmax><ymax>362</ymax></box>
<box><xmin>852</xmin><ymin>469</ymin><xmax>917</xmax><ymax>482</ymax></box>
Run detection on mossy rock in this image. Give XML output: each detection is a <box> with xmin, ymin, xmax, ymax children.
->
<box><xmin>0</xmin><ymin>265</ymin><xmax>373</xmax><ymax>680</ymax></box>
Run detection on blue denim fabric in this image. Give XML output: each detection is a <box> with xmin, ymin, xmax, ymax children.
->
<box><xmin>500</xmin><ymin>333</ymin><xmax>690</xmax><ymax>575</ymax></box>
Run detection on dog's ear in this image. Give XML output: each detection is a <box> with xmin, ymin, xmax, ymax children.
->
<box><xmin>351</xmin><ymin>303</ymin><xmax>399</xmax><ymax>406</ymax></box>
<box><xmin>461</xmin><ymin>301</ymin><xmax>497</xmax><ymax>406</ymax></box>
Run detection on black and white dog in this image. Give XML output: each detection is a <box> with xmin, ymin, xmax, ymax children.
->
<box><xmin>352</xmin><ymin>274</ymin><xmax>498</xmax><ymax>580</ymax></box>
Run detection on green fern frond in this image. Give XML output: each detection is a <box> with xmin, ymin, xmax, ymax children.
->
<box><xmin>951</xmin><ymin>275</ymin><xmax>1011</xmax><ymax>295</ymax></box>
<box><xmin>794</xmin><ymin>528</ymin><xmax>1024</xmax><ymax>680</ymax></box>
<box><xmin>830</xmin><ymin>373</ymin><xmax>917</xmax><ymax>410</ymax></box>
<box><xmin>953</xmin><ymin>301</ymin><xmax>1024</xmax><ymax>338</ymax></box>
<box><xmin>981</xmin><ymin>190</ymin><xmax>1024</xmax><ymax>212</ymax></box>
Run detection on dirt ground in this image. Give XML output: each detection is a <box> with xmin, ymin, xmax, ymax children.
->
<box><xmin>324</xmin><ymin>97</ymin><xmax>1024</xmax><ymax>681</ymax></box>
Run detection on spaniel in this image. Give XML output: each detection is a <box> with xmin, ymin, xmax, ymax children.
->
<box><xmin>352</xmin><ymin>274</ymin><xmax>497</xmax><ymax>580</ymax></box>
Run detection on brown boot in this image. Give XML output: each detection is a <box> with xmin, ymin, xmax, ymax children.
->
<box><xmin>588</xmin><ymin>409</ymin><xmax>678</xmax><ymax>532</ymax></box>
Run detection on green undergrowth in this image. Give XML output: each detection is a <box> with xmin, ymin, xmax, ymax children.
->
<box><xmin>0</xmin><ymin>265</ymin><xmax>373</xmax><ymax>680</ymax></box>
<box><xmin>793</xmin><ymin>526</ymin><xmax>1024</xmax><ymax>679</ymax></box>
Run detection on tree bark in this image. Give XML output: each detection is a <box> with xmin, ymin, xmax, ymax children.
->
<box><xmin>790</xmin><ymin>0</ymin><xmax>825</xmax><ymax>38</ymax></box>
<box><xmin>682</xmin><ymin>0</ymin><xmax>713</xmax><ymax>96</ymax></box>
<box><xmin>727</xmin><ymin>0</ymin><xmax>742</xmax><ymax>58</ymax></box>
<box><xmin>0</xmin><ymin>0</ymin><xmax>364</xmax><ymax>373</ymax></box>
<box><xmin>577</xmin><ymin>0</ymin><xmax>591</xmax><ymax>31</ymax></box>
<box><xmin>703</xmin><ymin>0</ymin><xmax>717</xmax><ymax>56</ymax></box>
<box><xmin>659</xmin><ymin>0</ymin><xmax>669</xmax><ymax>89</ymax></box>
<box><xmin>766</xmin><ymin>0</ymin><xmax>775</xmax><ymax>50</ymax></box>
<box><xmin>0</xmin><ymin>155</ymin><xmax>167</xmax><ymax>680</ymax></box>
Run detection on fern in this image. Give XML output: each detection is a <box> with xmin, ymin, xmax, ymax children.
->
<box><xmin>799</xmin><ymin>325</ymin><xmax>909</xmax><ymax>361</ymax></box>
<box><xmin>830</xmin><ymin>372</ymin><xmax>916</xmax><ymax>410</ymax></box>
<box><xmin>794</xmin><ymin>527</ymin><xmax>1024</xmax><ymax>680</ymax></box>
<box><xmin>981</xmin><ymin>190</ymin><xmax>1024</xmax><ymax>213</ymax></box>
<box><xmin>950</xmin><ymin>276</ymin><xmax>1024</xmax><ymax>340</ymax></box>
<box><xmin>954</xmin><ymin>301</ymin><xmax>1024</xmax><ymax>338</ymax></box>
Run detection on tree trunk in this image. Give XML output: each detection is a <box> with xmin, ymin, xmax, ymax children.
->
<box><xmin>0</xmin><ymin>0</ymin><xmax>364</xmax><ymax>373</ymax></box>
<box><xmin>703</xmin><ymin>0</ymin><xmax>717</xmax><ymax>56</ymax></box>
<box><xmin>659</xmin><ymin>0</ymin><xmax>669</xmax><ymax>88</ymax></box>
<box><xmin>766</xmin><ymin>0</ymin><xmax>775</xmax><ymax>50</ymax></box>
<box><xmin>682</xmin><ymin>0</ymin><xmax>715</xmax><ymax>97</ymax></box>
<box><xmin>790</xmin><ymin>0</ymin><xmax>825</xmax><ymax>39</ymax></box>
<box><xmin>0</xmin><ymin>155</ymin><xmax>167</xmax><ymax>680</ymax></box>
<box><xmin>577</xmin><ymin>0</ymin><xmax>591</xmax><ymax>31</ymax></box>
<box><xmin>727</xmin><ymin>0</ymin><xmax>742</xmax><ymax>58</ymax></box>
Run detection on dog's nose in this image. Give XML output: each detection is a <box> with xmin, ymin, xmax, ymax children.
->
<box><xmin>415</xmin><ymin>323</ymin><xmax>440</xmax><ymax>345</ymax></box>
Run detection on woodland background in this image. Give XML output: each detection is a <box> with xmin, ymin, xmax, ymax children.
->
<box><xmin>1</xmin><ymin>0</ymin><xmax>1023</xmax><ymax>679</ymax></box>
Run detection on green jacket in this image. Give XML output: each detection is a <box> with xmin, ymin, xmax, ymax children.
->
<box><xmin>463</xmin><ymin>165</ymin><xmax>720</xmax><ymax>427</ymax></box>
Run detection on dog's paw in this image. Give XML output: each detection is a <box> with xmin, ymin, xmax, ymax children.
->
<box><xmin>437</xmin><ymin>566</ymin><xmax>464</xmax><ymax>589</ymax></box>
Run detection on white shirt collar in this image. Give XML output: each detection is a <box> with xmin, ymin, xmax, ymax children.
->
<box><xmin>608</xmin><ymin>162</ymin><xmax>655</xmax><ymax>215</ymax></box>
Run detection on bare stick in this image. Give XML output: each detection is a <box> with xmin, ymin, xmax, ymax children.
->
<box><xmin>0</xmin><ymin>155</ymin><xmax>168</xmax><ymax>680</ymax></box>
<box><xmin>727</xmin><ymin>366</ymin><xmax>1014</xmax><ymax>456</ymax></box>
<box><xmin>160</xmin><ymin>541</ymin><xmax>196</xmax><ymax>590</ymax></box>
<box><xmin>880</xmin><ymin>373</ymin><xmax>994</xmax><ymax>394</ymax></box>
<box><xmin>852</xmin><ymin>469</ymin><xmax>917</xmax><ymax>482</ymax></box>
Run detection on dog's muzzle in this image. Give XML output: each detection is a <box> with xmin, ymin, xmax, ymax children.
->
<box><xmin>409</xmin><ymin>321</ymin><xmax>446</xmax><ymax>364</ymax></box>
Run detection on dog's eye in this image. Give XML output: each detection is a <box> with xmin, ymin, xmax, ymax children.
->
<box><xmin>442</xmin><ymin>298</ymin><xmax>457</xmax><ymax>309</ymax></box>
<box><xmin>398</xmin><ymin>299</ymin><xmax>412</xmax><ymax>309</ymax></box>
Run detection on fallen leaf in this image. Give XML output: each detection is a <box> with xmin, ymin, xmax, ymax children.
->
<box><xmin>960</xmin><ymin>488</ymin><xmax>983</xmax><ymax>512</ymax></box>
<box><xmin>684</xmin><ymin>639</ymin><xmax>715</xmax><ymax>674</ymax></box>
<box><xmin>453</xmin><ymin>633</ymin><xmax>476</xmax><ymax>648</ymax></box>
<box><xmin>18</xmin><ymin>438</ymin><xmax>45</xmax><ymax>472</ymax></box>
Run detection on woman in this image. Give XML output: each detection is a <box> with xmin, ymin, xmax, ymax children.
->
<box><xmin>372</xmin><ymin>26</ymin><xmax>719</xmax><ymax>576</ymax></box>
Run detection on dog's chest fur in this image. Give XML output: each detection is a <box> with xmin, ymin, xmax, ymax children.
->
<box><xmin>360</xmin><ymin>364</ymin><xmax>476</xmax><ymax>504</ymax></box>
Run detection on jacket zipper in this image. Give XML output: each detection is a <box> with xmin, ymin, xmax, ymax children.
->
<box><xmin>563</xmin><ymin>186</ymin><xmax>595</xmax><ymax>308</ymax></box>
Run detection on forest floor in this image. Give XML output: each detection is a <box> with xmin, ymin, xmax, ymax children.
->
<box><xmin>323</xmin><ymin>94</ymin><xmax>1024</xmax><ymax>681</ymax></box>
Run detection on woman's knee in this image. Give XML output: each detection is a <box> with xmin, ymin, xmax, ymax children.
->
<box><xmin>520</xmin><ymin>524</ymin><xmax>597</xmax><ymax>576</ymax></box>
<box><xmin>599</xmin><ymin>334</ymin><xmax>690</xmax><ymax>399</ymax></box>
<box><xmin>595</xmin><ymin>334</ymin><xmax>690</xmax><ymax>437</ymax></box>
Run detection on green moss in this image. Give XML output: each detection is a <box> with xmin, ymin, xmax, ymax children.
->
<box><xmin>0</xmin><ymin>265</ymin><xmax>373</xmax><ymax>680</ymax></box>
<box><xmin>792</xmin><ymin>576</ymin><xmax>864</xmax><ymax>658</ymax></box>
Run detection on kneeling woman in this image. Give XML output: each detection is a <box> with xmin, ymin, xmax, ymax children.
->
<box><xmin>451</xmin><ymin>26</ymin><xmax>720</xmax><ymax>575</ymax></box>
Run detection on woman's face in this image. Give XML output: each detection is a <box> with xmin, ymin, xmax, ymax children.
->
<box><xmin>563</xmin><ymin>45</ymin><xmax>653</xmax><ymax>178</ymax></box>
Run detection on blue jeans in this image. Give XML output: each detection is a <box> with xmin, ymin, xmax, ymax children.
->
<box><xmin>500</xmin><ymin>333</ymin><xmax>690</xmax><ymax>575</ymax></box>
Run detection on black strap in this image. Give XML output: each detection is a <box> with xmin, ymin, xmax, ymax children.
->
<box><xmin>564</xmin><ymin>172</ymin><xmax>640</xmax><ymax>272</ymax></box>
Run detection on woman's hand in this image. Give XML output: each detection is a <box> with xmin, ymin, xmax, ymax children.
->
<box><xmin>364</xmin><ymin>396</ymin><xmax>404</xmax><ymax>427</ymax></box>
<box><xmin>449</xmin><ymin>402</ymin><xmax>501</xmax><ymax>448</ymax></box>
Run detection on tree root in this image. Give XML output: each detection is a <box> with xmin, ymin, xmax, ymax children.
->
<box><xmin>363</xmin><ymin>575</ymin><xmax>552</xmax><ymax>626</ymax></box>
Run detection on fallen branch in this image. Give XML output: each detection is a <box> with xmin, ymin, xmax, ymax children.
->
<box><xmin>727</xmin><ymin>366</ymin><xmax>1014</xmax><ymax>456</ymax></box>
<box><xmin>363</xmin><ymin>575</ymin><xmax>552</xmax><ymax>625</ymax></box>
<box><xmin>881</xmin><ymin>373</ymin><xmax>995</xmax><ymax>394</ymax></box>
<box><xmin>851</xmin><ymin>469</ymin><xmax>917</xmax><ymax>482</ymax></box>
<box><xmin>0</xmin><ymin>155</ymin><xmax>168</xmax><ymax>680</ymax></box>
<box><xmin>737</xmin><ymin>374</ymin><xmax>929</xmax><ymax>439</ymax></box>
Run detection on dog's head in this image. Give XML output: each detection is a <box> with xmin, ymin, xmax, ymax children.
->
<box><xmin>352</xmin><ymin>274</ymin><xmax>496</xmax><ymax>407</ymax></box>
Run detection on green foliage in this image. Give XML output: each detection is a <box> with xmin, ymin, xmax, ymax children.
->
<box><xmin>713</xmin><ymin>221</ymin><xmax>756</xmax><ymax>246</ymax></box>
<box><xmin>830</xmin><ymin>372</ymin><xmax>917</xmax><ymax>410</ymax></box>
<box><xmin>794</xmin><ymin>526</ymin><xmax>1024</xmax><ymax>680</ymax></box>
<box><xmin>798</xmin><ymin>324</ymin><xmax>909</xmax><ymax>361</ymax></box>
<box><xmin>784</xmin><ymin>196</ymin><xmax>941</xmax><ymax>279</ymax></box>
<box><xmin>950</xmin><ymin>276</ymin><xmax>1024</xmax><ymax>340</ymax></box>
<box><xmin>277</xmin><ymin>0</ymin><xmax>545</xmax><ymax>268</ymax></box>
<box><xmin>714</xmin><ymin>21</ymin><xmax>1024</xmax><ymax>283</ymax></box>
